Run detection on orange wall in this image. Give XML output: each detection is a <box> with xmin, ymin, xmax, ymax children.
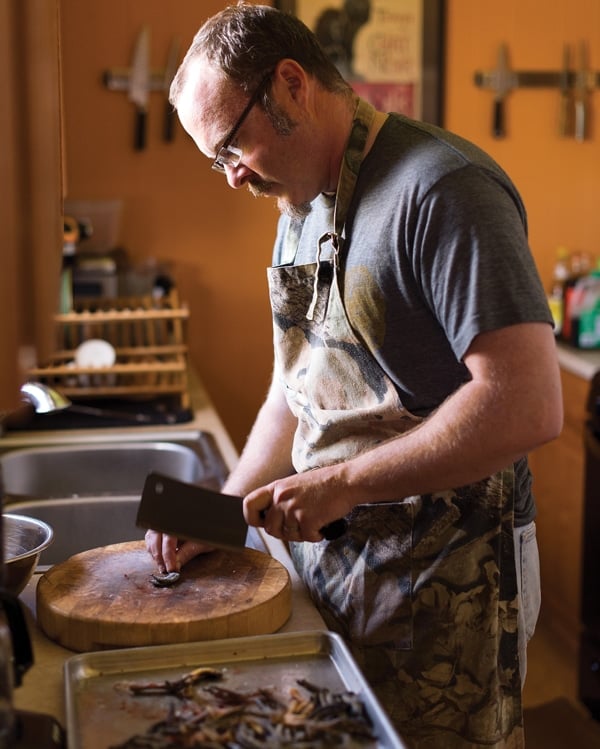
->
<box><xmin>445</xmin><ymin>0</ymin><xmax>600</xmax><ymax>287</ymax></box>
<box><xmin>61</xmin><ymin>0</ymin><xmax>600</xmax><ymax>449</ymax></box>
<box><xmin>61</xmin><ymin>0</ymin><xmax>277</xmax><ymax>449</ymax></box>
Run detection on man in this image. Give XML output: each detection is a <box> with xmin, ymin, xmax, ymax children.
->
<box><xmin>146</xmin><ymin>4</ymin><xmax>563</xmax><ymax>747</ymax></box>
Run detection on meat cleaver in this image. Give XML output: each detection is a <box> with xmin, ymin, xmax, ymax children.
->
<box><xmin>137</xmin><ymin>472</ymin><xmax>347</xmax><ymax>550</ymax></box>
<box><xmin>129</xmin><ymin>25</ymin><xmax>150</xmax><ymax>150</ymax></box>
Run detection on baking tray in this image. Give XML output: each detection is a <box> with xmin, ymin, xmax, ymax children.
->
<box><xmin>64</xmin><ymin>630</ymin><xmax>407</xmax><ymax>749</ymax></box>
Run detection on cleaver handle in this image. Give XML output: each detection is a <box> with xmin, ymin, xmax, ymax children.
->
<box><xmin>258</xmin><ymin>510</ymin><xmax>347</xmax><ymax>540</ymax></box>
<box><xmin>320</xmin><ymin>518</ymin><xmax>347</xmax><ymax>540</ymax></box>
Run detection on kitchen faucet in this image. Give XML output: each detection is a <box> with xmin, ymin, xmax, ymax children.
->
<box><xmin>19</xmin><ymin>383</ymin><xmax>70</xmax><ymax>414</ymax></box>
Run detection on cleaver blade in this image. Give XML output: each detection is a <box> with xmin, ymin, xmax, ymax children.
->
<box><xmin>137</xmin><ymin>472</ymin><xmax>248</xmax><ymax>551</ymax></box>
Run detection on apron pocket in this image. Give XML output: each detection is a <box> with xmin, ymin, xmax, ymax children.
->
<box><xmin>291</xmin><ymin>501</ymin><xmax>415</xmax><ymax>649</ymax></box>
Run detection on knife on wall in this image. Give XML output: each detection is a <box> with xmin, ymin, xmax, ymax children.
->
<box><xmin>137</xmin><ymin>472</ymin><xmax>347</xmax><ymax>550</ymax></box>
<box><xmin>163</xmin><ymin>36</ymin><xmax>180</xmax><ymax>142</ymax></box>
<box><xmin>129</xmin><ymin>25</ymin><xmax>150</xmax><ymax>151</ymax></box>
<box><xmin>558</xmin><ymin>44</ymin><xmax>572</xmax><ymax>137</ymax></box>
<box><xmin>574</xmin><ymin>40</ymin><xmax>589</xmax><ymax>143</ymax></box>
<box><xmin>491</xmin><ymin>44</ymin><xmax>514</xmax><ymax>138</ymax></box>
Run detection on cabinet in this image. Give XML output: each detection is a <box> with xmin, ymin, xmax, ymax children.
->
<box><xmin>0</xmin><ymin>0</ymin><xmax>63</xmax><ymax>412</ymax></box>
<box><xmin>529</xmin><ymin>367</ymin><xmax>589</xmax><ymax>657</ymax></box>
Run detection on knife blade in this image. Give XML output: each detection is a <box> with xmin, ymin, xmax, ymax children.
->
<box><xmin>163</xmin><ymin>36</ymin><xmax>180</xmax><ymax>142</ymax></box>
<box><xmin>558</xmin><ymin>44</ymin><xmax>572</xmax><ymax>137</ymax></box>
<box><xmin>137</xmin><ymin>473</ymin><xmax>248</xmax><ymax>550</ymax></box>
<box><xmin>137</xmin><ymin>472</ymin><xmax>347</xmax><ymax>550</ymax></box>
<box><xmin>574</xmin><ymin>40</ymin><xmax>589</xmax><ymax>143</ymax></box>
<box><xmin>491</xmin><ymin>44</ymin><xmax>514</xmax><ymax>138</ymax></box>
<box><xmin>129</xmin><ymin>25</ymin><xmax>150</xmax><ymax>151</ymax></box>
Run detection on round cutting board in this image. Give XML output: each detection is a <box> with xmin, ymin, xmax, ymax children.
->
<box><xmin>36</xmin><ymin>541</ymin><xmax>291</xmax><ymax>652</ymax></box>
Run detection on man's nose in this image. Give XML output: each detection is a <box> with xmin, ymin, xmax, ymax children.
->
<box><xmin>225</xmin><ymin>162</ymin><xmax>253</xmax><ymax>189</ymax></box>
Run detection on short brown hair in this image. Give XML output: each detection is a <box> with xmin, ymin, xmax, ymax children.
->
<box><xmin>170</xmin><ymin>2</ymin><xmax>352</xmax><ymax>106</ymax></box>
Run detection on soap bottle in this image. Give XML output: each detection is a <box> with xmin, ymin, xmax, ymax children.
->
<box><xmin>547</xmin><ymin>246</ymin><xmax>571</xmax><ymax>337</ymax></box>
<box><xmin>60</xmin><ymin>216</ymin><xmax>78</xmax><ymax>314</ymax></box>
<box><xmin>570</xmin><ymin>263</ymin><xmax>600</xmax><ymax>349</ymax></box>
<box><xmin>563</xmin><ymin>251</ymin><xmax>596</xmax><ymax>342</ymax></box>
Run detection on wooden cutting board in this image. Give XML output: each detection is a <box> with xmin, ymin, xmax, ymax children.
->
<box><xmin>36</xmin><ymin>541</ymin><xmax>292</xmax><ymax>652</ymax></box>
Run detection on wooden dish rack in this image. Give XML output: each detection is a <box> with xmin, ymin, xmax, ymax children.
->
<box><xmin>28</xmin><ymin>291</ymin><xmax>190</xmax><ymax>408</ymax></box>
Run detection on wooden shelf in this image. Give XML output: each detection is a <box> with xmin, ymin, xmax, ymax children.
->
<box><xmin>28</xmin><ymin>291</ymin><xmax>191</xmax><ymax>408</ymax></box>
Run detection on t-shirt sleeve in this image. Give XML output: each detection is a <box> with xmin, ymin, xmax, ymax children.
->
<box><xmin>410</xmin><ymin>165</ymin><xmax>553</xmax><ymax>361</ymax></box>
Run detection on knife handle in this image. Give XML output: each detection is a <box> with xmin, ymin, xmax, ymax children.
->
<box><xmin>558</xmin><ymin>94</ymin><xmax>570</xmax><ymax>137</ymax></box>
<box><xmin>493</xmin><ymin>99</ymin><xmax>505</xmax><ymax>138</ymax></box>
<box><xmin>575</xmin><ymin>100</ymin><xmax>586</xmax><ymax>142</ymax></box>
<box><xmin>258</xmin><ymin>510</ymin><xmax>347</xmax><ymax>540</ymax></box>
<box><xmin>319</xmin><ymin>518</ymin><xmax>347</xmax><ymax>540</ymax></box>
<box><xmin>134</xmin><ymin>109</ymin><xmax>147</xmax><ymax>151</ymax></box>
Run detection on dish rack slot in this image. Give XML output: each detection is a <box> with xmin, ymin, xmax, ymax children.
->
<box><xmin>27</xmin><ymin>291</ymin><xmax>190</xmax><ymax>407</ymax></box>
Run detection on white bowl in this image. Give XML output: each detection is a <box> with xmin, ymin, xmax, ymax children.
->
<box><xmin>75</xmin><ymin>339</ymin><xmax>116</xmax><ymax>369</ymax></box>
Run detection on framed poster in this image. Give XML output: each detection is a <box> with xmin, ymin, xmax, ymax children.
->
<box><xmin>274</xmin><ymin>0</ymin><xmax>445</xmax><ymax>125</ymax></box>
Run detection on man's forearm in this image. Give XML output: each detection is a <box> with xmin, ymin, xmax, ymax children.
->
<box><xmin>222</xmin><ymin>373</ymin><xmax>296</xmax><ymax>496</ymax></box>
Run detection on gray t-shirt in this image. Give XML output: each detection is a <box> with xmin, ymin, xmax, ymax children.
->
<box><xmin>272</xmin><ymin>114</ymin><xmax>552</xmax><ymax>524</ymax></box>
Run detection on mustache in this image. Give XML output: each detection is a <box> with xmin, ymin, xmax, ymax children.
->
<box><xmin>247</xmin><ymin>179</ymin><xmax>274</xmax><ymax>198</ymax></box>
<box><xmin>247</xmin><ymin>180</ymin><xmax>312</xmax><ymax>220</ymax></box>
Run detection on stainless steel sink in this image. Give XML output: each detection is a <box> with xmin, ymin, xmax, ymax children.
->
<box><xmin>6</xmin><ymin>496</ymin><xmax>140</xmax><ymax>567</ymax></box>
<box><xmin>0</xmin><ymin>432</ymin><xmax>266</xmax><ymax>567</ymax></box>
<box><xmin>0</xmin><ymin>434</ymin><xmax>228</xmax><ymax>499</ymax></box>
<box><xmin>6</xmin><ymin>495</ymin><xmax>265</xmax><ymax>566</ymax></box>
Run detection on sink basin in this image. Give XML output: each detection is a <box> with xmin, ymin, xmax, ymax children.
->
<box><xmin>6</xmin><ymin>496</ymin><xmax>265</xmax><ymax>566</ymax></box>
<box><xmin>0</xmin><ymin>434</ymin><xmax>228</xmax><ymax>499</ymax></box>
<box><xmin>0</xmin><ymin>432</ymin><xmax>264</xmax><ymax>566</ymax></box>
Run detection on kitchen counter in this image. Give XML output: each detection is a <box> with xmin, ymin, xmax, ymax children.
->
<box><xmin>556</xmin><ymin>340</ymin><xmax>600</xmax><ymax>381</ymax></box>
<box><xmin>13</xmin><ymin>546</ymin><xmax>326</xmax><ymax>728</ymax></box>
<box><xmin>5</xmin><ymin>372</ymin><xmax>326</xmax><ymax>730</ymax></box>
<box><xmin>0</xmin><ymin>371</ymin><xmax>239</xmax><ymax>470</ymax></box>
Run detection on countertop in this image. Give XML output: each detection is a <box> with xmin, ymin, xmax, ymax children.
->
<box><xmin>556</xmin><ymin>340</ymin><xmax>600</xmax><ymax>381</ymax></box>
<box><xmin>0</xmin><ymin>371</ymin><xmax>239</xmax><ymax>468</ymax></box>
<box><xmin>5</xmin><ymin>372</ymin><xmax>326</xmax><ymax>730</ymax></box>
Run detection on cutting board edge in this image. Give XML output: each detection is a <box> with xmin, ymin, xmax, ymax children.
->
<box><xmin>35</xmin><ymin>545</ymin><xmax>294</xmax><ymax>653</ymax></box>
<box><xmin>37</xmin><ymin>578</ymin><xmax>293</xmax><ymax>653</ymax></box>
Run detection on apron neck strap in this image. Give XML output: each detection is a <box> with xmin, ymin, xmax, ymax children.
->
<box><xmin>305</xmin><ymin>99</ymin><xmax>377</xmax><ymax>322</ymax></box>
<box><xmin>282</xmin><ymin>97</ymin><xmax>378</xmax><ymax>267</ymax></box>
<box><xmin>332</xmin><ymin>97</ymin><xmax>376</xmax><ymax>242</ymax></box>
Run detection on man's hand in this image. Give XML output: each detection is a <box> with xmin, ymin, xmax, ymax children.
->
<box><xmin>244</xmin><ymin>463</ymin><xmax>353</xmax><ymax>542</ymax></box>
<box><xmin>144</xmin><ymin>530</ymin><xmax>214</xmax><ymax>573</ymax></box>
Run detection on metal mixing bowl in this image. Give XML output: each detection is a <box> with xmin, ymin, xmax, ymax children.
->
<box><xmin>3</xmin><ymin>513</ymin><xmax>54</xmax><ymax>595</ymax></box>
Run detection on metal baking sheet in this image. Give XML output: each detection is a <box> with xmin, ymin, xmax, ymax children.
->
<box><xmin>64</xmin><ymin>629</ymin><xmax>407</xmax><ymax>749</ymax></box>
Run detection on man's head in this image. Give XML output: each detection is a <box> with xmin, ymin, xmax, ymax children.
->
<box><xmin>170</xmin><ymin>3</ymin><xmax>355</xmax><ymax>217</ymax></box>
<box><xmin>171</xmin><ymin>3</ymin><xmax>350</xmax><ymax>110</ymax></box>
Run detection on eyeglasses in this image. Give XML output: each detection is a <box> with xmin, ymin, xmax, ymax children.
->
<box><xmin>211</xmin><ymin>73</ymin><xmax>272</xmax><ymax>173</ymax></box>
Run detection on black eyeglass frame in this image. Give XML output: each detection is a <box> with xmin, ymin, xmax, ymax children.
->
<box><xmin>211</xmin><ymin>73</ymin><xmax>273</xmax><ymax>173</ymax></box>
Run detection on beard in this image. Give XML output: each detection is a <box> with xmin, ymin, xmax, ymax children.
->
<box><xmin>277</xmin><ymin>198</ymin><xmax>312</xmax><ymax>219</ymax></box>
<box><xmin>247</xmin><ymin>179</ymin><xmax>312</xmax><ymax>220</ymax></box>
<box><xmin>245</xmin><ymin>99</ymin><xmax>313</xmax><ymax>220</ymax></box>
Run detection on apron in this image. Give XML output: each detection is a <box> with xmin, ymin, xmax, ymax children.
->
<box><xmin>267</xmin><ymin>99</ymin><xmax>523</xmax><ymax>749</ymax></box>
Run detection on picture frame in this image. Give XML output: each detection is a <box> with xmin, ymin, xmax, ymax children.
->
<box><xmin>274</xmin><ymin>0</ymin><xmax>445</xmax><ymax>125</ymax></box>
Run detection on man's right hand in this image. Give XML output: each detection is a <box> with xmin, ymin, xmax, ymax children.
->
<box><xmin>144</xmin><ymin>530</ymin><xmax>214</xmax><ymax>573</ymax></box>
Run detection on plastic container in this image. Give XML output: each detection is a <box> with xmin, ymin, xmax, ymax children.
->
<box><xmin>64</xmin><ymin>199</ymin><xmax>123</xmax><ymax>254</ymax></box>
<box><xmin>568</xmin><ymin>266</ymin><xmax>600</xmax><ymax>349</ymax></box>
<box><xmin>548</xmin><ymin>247</ymin><xmax>571</xmax><ymax>336</ymax></box>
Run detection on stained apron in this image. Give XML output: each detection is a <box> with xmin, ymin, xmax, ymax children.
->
<box><xmin>267</xmin><ymin>98</ymin><xmax>523</xmax><ymax>748</ymax></box>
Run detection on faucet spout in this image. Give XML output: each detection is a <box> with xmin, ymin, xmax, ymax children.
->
<box><xmin>19</xmin><ymin>383</ymin><xmax>71</xmax><ymax>414</ymax></box>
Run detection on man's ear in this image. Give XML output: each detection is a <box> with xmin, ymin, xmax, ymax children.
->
<box><xmin>272</xmin><ymin>58</ymin><xmax>309</xmax><ymax>105</ymax></box>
